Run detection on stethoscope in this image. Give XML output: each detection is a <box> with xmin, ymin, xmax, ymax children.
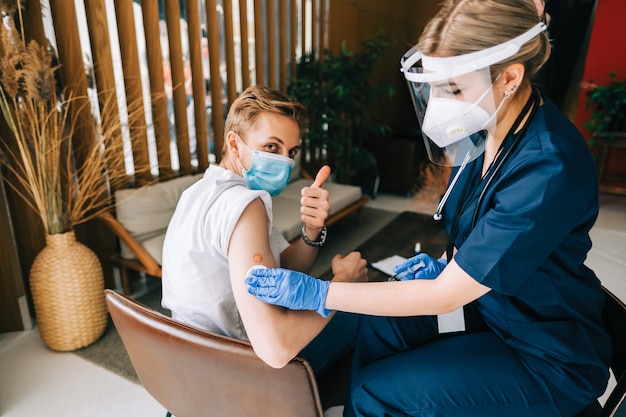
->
<box><xmin>432</xmin><ymin>88</ymin><xmax>541</xmax><ymax>261</ymax></box>
<box><xmin>433</xmin><ymin>152</ymin><xmax>472</xmax><ymax>221</ymax></box>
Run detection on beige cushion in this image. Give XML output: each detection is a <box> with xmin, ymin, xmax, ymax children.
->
<box><xmin>276</xmin><ymin>179</ymin><xmax>362</xmax><ymax>216</ymax></box>
<box><xmin>115</xmin><ymin>174</ymin><xmax>204</xmax><ymax>261</ymax></box>
<box><xmin>113</xmin><ymin>168</ymin><xmax>362</xmax><ymax>262</ymax></box>
<box><xmin>142</xmin><ymin>233</ymin><xmax>167</xmax><ymax>265</ymax></box>
<box><xmin>271</xmin><ymin>198</ymin><xmax>303</xmax><ymax>241</ymax></box>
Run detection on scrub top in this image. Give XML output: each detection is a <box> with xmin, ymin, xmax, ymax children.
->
<box><xmin>444</xmin><ymin>96</ymin><xmax>611</xmax><ymax>400</ymax></box>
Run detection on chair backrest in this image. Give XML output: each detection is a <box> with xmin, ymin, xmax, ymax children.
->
<box><xmin>105</xmin><ymin>289</ymin><xmax>324</xmax><ymax>417</ymax></box>
<box><xmin>601</xmin><ymin>286</ymin><xmax>626</xmax><ymax>417</ymax></box>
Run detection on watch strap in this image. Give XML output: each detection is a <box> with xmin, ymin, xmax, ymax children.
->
<box><xmin>301</xmin><ymin>224</ymin><xmax>327</xmax><ymax>247</ymax></box>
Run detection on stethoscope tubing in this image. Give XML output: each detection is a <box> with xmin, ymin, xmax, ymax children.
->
<box><xmin>470</xmin><ymin>88</ymin><xmax>541</xmax><ymax>228</ymax></box>
<box><xmin>438</xmin><ymin>87</ymin><xmax>541</xmax><ymax>260</ymax></box>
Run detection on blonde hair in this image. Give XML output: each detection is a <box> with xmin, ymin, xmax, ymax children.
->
<box><xmin>418</xmin><ymin>0</ymin><xmax>551</xmax><ymax>82</ymax></box>
<box><xmin>222</xmin><ymin>85</ymin><xmax>308</xmax><ymax>156</ymax></box>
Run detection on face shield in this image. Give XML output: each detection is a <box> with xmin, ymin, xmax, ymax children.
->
<box><xmin>400</xmin><ymin>23</ymin><xmax>547</xmax><ymax>167</ymax></box>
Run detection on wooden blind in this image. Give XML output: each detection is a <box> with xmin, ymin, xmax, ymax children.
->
<box><xmin>32</xmin><ymin>0</ymin><xmax>328</xmax><ymax>187</ymax></box>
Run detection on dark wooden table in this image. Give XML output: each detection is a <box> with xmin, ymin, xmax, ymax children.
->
<box><xmin>321</xmin><ymin>211</ymin><xmax>448</xmax><ymax>282</ymax></box>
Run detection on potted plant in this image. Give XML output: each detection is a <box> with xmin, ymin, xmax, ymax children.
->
<box><xmin>287</xmin><ymin>33</ymin><xmax>393</xmax><ymax>190</ymax></box>
<box><xmin>581</xmin><ymin>71</ymin><xmax>626</xmax><ymax>194</ymax></box>
<box><xmin>0</xmin><ymin>3</ymin><xmax>132</xmax><ymax>350</ymax></box>
<box><xmin>582</xmin><ymin>72</ymin><xmax>626</xmax><ymax>145</ymax></box>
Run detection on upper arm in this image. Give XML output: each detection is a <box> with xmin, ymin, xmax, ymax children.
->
<box><xmin>227</xmin><ymin>198</ymin><xmax>288</xmax><ymax>350</ymax></box>
<box><xmin>228</xmin><ymin>198</ymin><xmax>327</xmax><ymax>367</ymax></box>
<box><xmin>432</xmin><ymin>260</ymin><xmax>491</xmax><ymax>312</ymax></box>
<box><xmin>228</xmin><ymin>198</ymin><xmax>277</xmax><ymax>309</ymax></box>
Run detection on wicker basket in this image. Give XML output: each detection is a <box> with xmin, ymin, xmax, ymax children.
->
<box><xmin>29</xmin><ymin>231</ymin><xmax>107</xmax><ymax>351</ymax></box>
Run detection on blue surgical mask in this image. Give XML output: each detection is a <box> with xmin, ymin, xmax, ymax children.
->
<box><xmin>238</xmin><ymin>137</ymin><xmax>295</xmax><ymax>196</ymax></box>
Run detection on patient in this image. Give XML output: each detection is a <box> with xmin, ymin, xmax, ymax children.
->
<box><xmin>161</xmin><ymin>85</ymin><xmax>367</xmax><ymax>374</ymax></box>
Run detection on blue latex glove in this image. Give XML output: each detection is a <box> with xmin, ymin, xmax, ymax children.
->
<box><xmin>245</xmin><ymin>267</ymin><xmax>332</xmax><ymax>317</ymax></box>
<box><xmin>392</xmin><ymin>253</ymin><xmax>448</xmax><ymax>281</ymax></box>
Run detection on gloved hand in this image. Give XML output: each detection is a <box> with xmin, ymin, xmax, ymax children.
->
<box><xmin>393</xmin><ymin>253</ymin><xmax>448</xmax><ymax>281</ymax></box>
<box><xmin>245</xmin><ymin>267</ymin><xmax>332</xmax><ymax>317</ymax></box>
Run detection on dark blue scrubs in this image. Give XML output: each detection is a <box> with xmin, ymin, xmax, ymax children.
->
<box><xmin>345</xmin><ymin>97</ymin><xmax>611</xmax><ymax>417</ymax></box>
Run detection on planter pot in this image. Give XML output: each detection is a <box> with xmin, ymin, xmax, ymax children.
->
<box><xmin>29</xmin><ymin>231</ymin><xmax>107</xmax><ymax>351</ymax></box>
<box><xmin>593</xmin><ymin>132</ymin><xmax>626</xmax><ymax>195</ymax></box>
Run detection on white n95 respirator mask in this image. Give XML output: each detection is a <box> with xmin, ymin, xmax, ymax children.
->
<box><xmin>421</xmin><ymin>84</ymin><xmax>495</xmax><ymax>149</ymax></box>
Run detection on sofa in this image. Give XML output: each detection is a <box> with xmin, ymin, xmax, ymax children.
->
<box><xmin>101</xmin><ymin>161</ymin><xmax>368</xmax><ymax>294</ymax></box>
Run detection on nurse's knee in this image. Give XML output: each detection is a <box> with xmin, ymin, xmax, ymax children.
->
<box><xmin>348</xmin><ymin>367</ymin><xmax>401</xmax><ymax>417</ymax></box>
<box><xmin>347</xmin><ymin>374</ymin><xmax>381</xmax><ymax>417</ymax></box>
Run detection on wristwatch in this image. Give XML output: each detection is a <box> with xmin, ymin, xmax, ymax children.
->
<box><xmin>301</xmin><ymin>224</ymin><xmax>327</xmax><ymax>247</ymax></box>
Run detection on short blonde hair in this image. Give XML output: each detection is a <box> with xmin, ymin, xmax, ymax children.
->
<box><xmin>418</xmin><ymin>0</ymin><xmax>551</xmax><ymax>82</ymax></box>
<box><xmin>222</xmin><ymin>85</ymin><xmax>308</xmax><ymax>156</ymax></box>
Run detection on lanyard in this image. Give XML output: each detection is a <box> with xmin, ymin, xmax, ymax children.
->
<box><xmin>445</xmin><ymin>88</ymin><xmax>541</xmax><ymax>262</ymax></box>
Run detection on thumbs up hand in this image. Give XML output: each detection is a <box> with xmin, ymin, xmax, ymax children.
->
<box><xmin>311</xmin><ymin>165</ymin><xmax>331</xmax><ymax>188</ymax></box>
<box><xmin>300</xmin><ymin>165</ymin><xmax>331</xmax><ymax>232</ymax></box>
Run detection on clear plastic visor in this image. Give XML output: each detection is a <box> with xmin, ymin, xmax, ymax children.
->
<box><xmin>400</xmin><ymin>23</ymin><xmax>547</xmax><ymax>166</ymax></box>
<box><xmin>405</xmin><ymin>66</ymin><xmax>497</xmax><ymax>166</ymax></box>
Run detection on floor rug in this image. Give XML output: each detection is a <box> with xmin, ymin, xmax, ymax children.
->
<box><xmin>73</xmin><ymin>206</ymin><xmax>398</xmax><ymax>384</ymax></box>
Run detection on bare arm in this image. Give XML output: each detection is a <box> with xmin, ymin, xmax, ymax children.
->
<box><xmin>325</xmin><ymin>259</ymin><xmax>490</xmax><ymax>316</ymax></box>
<box><xmin>279</xmin><ymin>231</ymin><xmax>321</xmax><ymax>272</ymax></box>
<box><xmin>228</xmin><ymin>198</ymin><xmax>330</xmax><ymax>368</ymax></box>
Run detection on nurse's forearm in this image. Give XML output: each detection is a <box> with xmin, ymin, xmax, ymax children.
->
<box><xmin>324</xmin><ymin>280</ymin><xmax>455</xmax><ymax>317</ymax></box>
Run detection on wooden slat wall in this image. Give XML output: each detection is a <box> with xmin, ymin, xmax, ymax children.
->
<box><xmin>290</xmin><ymin>0</ymin><xmax>298</xmax><ymax>79</ymax></box>
<box><xmin>254</xmin><ymin>0</ymin><xmax>265</xmax><ymax>86</ymax></box>
<box><xmin>140</xmin><ymin>2</ymin><xmax>174</xmax><ymax>179</ymax></box>
<box><xmin>164</xmin><ymin>0</ymin><xmax>193</xmax><ymax>175</ymax></box>
<box><xmin>205</xmin><ymin>0</ymin><xmax>225</xmax><ymax>158</ymax></box>
<box><xmin>239</xmin><ymin>0</ymin><xmax>251</xmax><ymax>88</ymax></box>
<box><xmin>185</xmin><ymin>0</ymin><xmax>210</xmax><ymax>172</ymax></box>
<box><xmin>279</xmin><ymin>0</ymin><xmax>288</xmax><ymax>90</ymax></box>
<box><xmin>267</xmin><ymin>0</ymin><xmax>277</xmax><ymax>89</ymax></box>
<box><xmin>2</xmin><ymin>0</ymin><xmax>328</xmax><ymax>188</ymax></box>
<box><xmin>84</xmin><ymin>0</ymin><xmax>130</xmax><ymax>189</ymax></box>
<box><xmin>114</xmin><ymin>0</ymin><xmax>153</xmax><ymax>185</ymax></box>
<box><xmin>1</xmin><ymin>0</ymin><xmax>327</xmax><ymax>291</ymax></box>
<box><xmin>223</xmin><ymin>0</ymin><xmax>238</xmax><ymax>103</ymax></box>
<box><xmin>89</xmin><ymin>0</ymin><xmax>325</xmax><ymax>182</ymax></box>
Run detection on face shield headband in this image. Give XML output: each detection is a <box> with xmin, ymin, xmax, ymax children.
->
<box><xmin>400</xmin><ymin>23</ymin><xmax>546</xmax><ymax>167</ymax></box>
<box><xmin>400</xmin><ymin>23</ymin><xmax>547</xmax><ymax>83</ymax></box>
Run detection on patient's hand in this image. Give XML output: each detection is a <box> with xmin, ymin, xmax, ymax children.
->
<box><xmin>300</xmin><ymin>165</ymin><xmax>331</xmax><ymax>231</ymax></box>
<box><xmin>331</xmin><ymin>252</ymin><xmax>368</xmax><ymax>283</ymax></box>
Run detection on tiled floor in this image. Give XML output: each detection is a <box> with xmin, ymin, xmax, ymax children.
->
<box><xmin>1</xmin><ymin>192</ymin><xmax>624</xmax><ymax>417</ymax></box>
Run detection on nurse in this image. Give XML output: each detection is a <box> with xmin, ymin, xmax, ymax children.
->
<box><xmin>245</xmin><ymin>0</ymin><xmax>611</xmax><ymax>416</ymax></box>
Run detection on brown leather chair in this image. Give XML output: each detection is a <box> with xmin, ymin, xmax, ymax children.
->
<box><xmin>576</xmin><ymin>285</ymin><xmax>626</xmax><ymax>417</ymax></box>
<box><xmin>104</xmin><ymin>289</ymin><xmax>325</xmax><ymax>417</ymax></box>
<box><xmin>599</xmin><ymin>286</ymin><xmax>626</xmax><ymax>417</ymax></box>
<box><xmin>106</xmin><ymin>286</ymin><xmax>626</xmax><ymax>417</ymax></box>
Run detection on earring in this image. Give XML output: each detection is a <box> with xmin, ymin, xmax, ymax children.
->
<box><xmin>504</xmin><ymin>85</ymin><xmax>517</xmax><ymax>99</ymax></box>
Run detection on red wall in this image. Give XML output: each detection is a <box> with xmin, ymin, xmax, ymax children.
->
<box><xmin>573</xmin><ymin>0</ymin><xmax>626</xmax><ymax>136</ymax></box>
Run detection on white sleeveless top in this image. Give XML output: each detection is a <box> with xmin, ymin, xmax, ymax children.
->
<box><xmin>161</xmin><ymin>165</ymin><xmax>289</xmax><ymax>340</ymax></box>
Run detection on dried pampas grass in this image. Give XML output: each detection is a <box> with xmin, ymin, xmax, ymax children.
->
<box><xmin>0</xmin><ymin>2</ymin><xmax>133</xmax><ymax>234</ymax></box>
<box><xmin>420</xmin><ymin>162</ymin><xmax>452</xmax><ymax>194</ymax></box>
